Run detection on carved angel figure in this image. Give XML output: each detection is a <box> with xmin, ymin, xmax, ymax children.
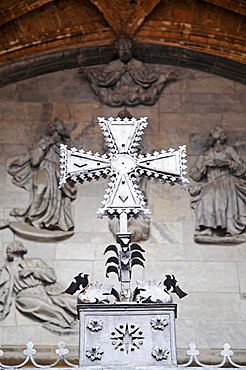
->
<box><xmin>80</xmin><ymin>38</ymin><xmax>176</xmax><ymax>106</ymax></box>
<box><xmin>189</xmin><ymin>126</ymin><xmax>246</xmax><ymax>240</ymax></box>
<box><xmin>0</xmin><ymin>241</ymin><xmax>78</xmax><ymax>334</ymax></box>
<box><xmin>8</xmin><ymin>118</ymin><xmax>77</xmax><ymax>231</ymax></box>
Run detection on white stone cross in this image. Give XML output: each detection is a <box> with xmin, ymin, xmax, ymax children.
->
<box><xmin>60</xmin><ymin>116</ymin><xmax>188</xmax><ymax>233</ymax></box>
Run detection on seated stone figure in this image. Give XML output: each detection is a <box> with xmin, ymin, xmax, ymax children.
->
<box><xmin>189</xmin><ymin>126</ymin><xmax>246</xmax><ymax>241</ymax></box>
<box><xmin>0</xmin><ymin>241</ymin><xmax>78</xmax><ymax>335</ymax></box>
<box><xmin>8</xmin><ymin>118</ymin><xmax>77</xmax><ymax>232</ymax></box>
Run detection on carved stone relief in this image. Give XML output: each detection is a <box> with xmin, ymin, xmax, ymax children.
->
<box><xmin>151</xmin><ymin>345</ymin><xmax>170</xmax><ymax>361</ymax></box>
<box><xmin>110</xmin><ymin>323</ymin><xmax>144</xmax><ymax>353</ymax></box>
<box><xmin>79</xmin><ymin>38</ymin><xmax>177</xmax><ymax>107</ymax></box>
<box><xmin>6</xmin><ymin>118</ymin><xmax>77</xmax><ymax>240</ymax></box>
<box><xmin>0</xmin><ymin>241</ymin><xmax>78</xmax><ymax>335</ymax></box>
<box><xmin>85</xmin><ymin>346</ymin><xmax>104</xmax><ymax>361</ymax></box>
<box><xmin>189</xmin><ymin>126</ymin><xmax>246</xmax><ymax>243</ymax></box>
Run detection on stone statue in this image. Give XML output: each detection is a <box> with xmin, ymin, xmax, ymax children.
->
<box><xmin>79</xmin><ymin>38</ymin><xmax>176</xmax><ymax>106</ymax></box>
<box><xmin>8</xmin><ymin>118</ymin><xmax>77</xmax><ymax>232</ymax></box>
<box><xmin>189</xmin><ymin>126</ymin><xmax>246</xmax><ymax>243</ymax></box>
<box><xmin>0</xmin><ymin>241</ymin><xmax>78</xmax><ymax>335</ymax></box>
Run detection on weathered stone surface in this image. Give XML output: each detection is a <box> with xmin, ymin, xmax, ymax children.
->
<box><xmin>238</xmin><ymin>262</ymin><xmax>246</xmax><ymax>296</ymax></box>
<box><xmin>0</xmin><ymin>65</ymin><xmax>245</xmax><ymax>365</ymax></box>
<box><xmin>56</xmin><ymin>242</ymin><xmax>96</xmax><ymax>261</ymax></box>
<box><xmin>185</xmin><ymin>243</ymin><xmax>236</xmax><ymax>262</ymax></box>
<box><xmin>182</xmin><ymin>94</ymin><xmax>243</xmax><ymax>113</ymax></box>
<box><xmin>178</xmin><ymin>293</ymin><xmax>240</xmax><ymax>320</ymax></box>
<box><xmin>3</xmin><ymin>325</ymin><xmax>42</xmax><ymax>345</ymax></box>
<box><xmin>221</xmin><ymin>113</ymin><xmax>246</xmax><ymax>130</ymax></box>
<box><xmin>193</xmin><ymin>319</ymin><xmax>246</xmax><ymax>349</ymax></box>
<box><xmin>159</xmin><ymin>94</ymin><xmax>182</xmax><ymax>113</ymax></box>
<box><xmin>54</xmin><ymin>260</ymin><xmax>93</xmax><ymax>288</ymax></box>
<box><xmin>186</xmin><ymin>76</ymin><xmax>235</xmax><ymax>94</ymax></box>
<box><xmin>145</xmin><ymin>261</ymin><xmax>239</xmax><ymax>293</ymax></box>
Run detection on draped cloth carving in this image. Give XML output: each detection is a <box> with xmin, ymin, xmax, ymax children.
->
<box><xmin>0</xmin><ymin>241</ymin><xmax>78</xmax><ymax>335</ymax></box>
<box><xmin>8</xmin><ymin>118</ymin><xmax>77</xmax><ymax>232</ymax></box>
<box><xmin>189</xmin><ymin>126</ymin><xmax>246</xmax><ymax>243</ymax></box>
<box><xmin>80</xmin><ymin>38</ymin><xmax>176</xmax><ymax>107</ymax></box>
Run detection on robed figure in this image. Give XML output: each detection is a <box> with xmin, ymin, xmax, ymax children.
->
<box><xmin>0</xmin><ymin>241</ymin><xmax>78</xmax><ymax>334</ymax></box>
<box><xmin>8</xmin><ymin>118</ymin><xmax>77</xmax><ymax>232</ymax></box>
<box><xmin>189</xmin><ymin>126</ymin><xmax>246</xmax><ymax>242</ymax></box>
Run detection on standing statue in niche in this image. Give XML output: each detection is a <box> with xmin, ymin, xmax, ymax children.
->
<box><xmin>8</xmin><ymin>118</ymin><xmax>77</xmax><ymax>235</ymax></box>
<box><xmin>0</xmin><ymin>241</ymin><xmax>78</xmax><ymax>335</ymax></box>
<box><xmin>79</xmin><ymin>38</ymin><xmax>177</xmax><ymax>106</ymax></box>
<box><xmin>189</xmin><ymin>126</ymin><xmax>246</xmax><ymax>243</ymax></box>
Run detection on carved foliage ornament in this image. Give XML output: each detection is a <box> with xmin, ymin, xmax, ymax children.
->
<box><xmin>152</xmin><ymin>345</ymin><xmax>170</xmax><ymax>361</ymax></box>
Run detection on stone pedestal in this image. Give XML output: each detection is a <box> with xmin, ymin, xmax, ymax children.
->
<box><xmin>78</xmin><ymin>303</ymin><xmax>177</xmax><ymax>369</ymax></box>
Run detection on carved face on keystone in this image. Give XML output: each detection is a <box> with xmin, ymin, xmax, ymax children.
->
<box><xmin>115</xmin><ymin>38</ymin><xmax>133</xmax><ymax>63</ymax></box>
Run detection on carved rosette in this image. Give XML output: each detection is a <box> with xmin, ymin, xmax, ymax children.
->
<box><xmin>87</xmin><ymin>318</ymin><xmax>103</xmax><ymax>332</ymax></box>
<box><xmin>85</xmin><ymin>346</ymin><xmax>104</xmax><ymax>361</ymax></box>
<box><xmin>151</xmin><ymin>345</ymin><xmax>169</xmax><ymax>361</ymax></box>
<box><xmin>150</xmin><ymin>316</ymin><xmax>168</xmax><ymax>330</ymax></box>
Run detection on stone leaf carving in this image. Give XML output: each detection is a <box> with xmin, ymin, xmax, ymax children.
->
<box><xmin>80</xmin><ymin>38</ymin><xmax>177</xmax><ymax>107</ymax></box>
<box><xmin>7</xmin><ymin>118</ymin><xmax>77</xmax><ymax>234</ymax></box>
<box><xmin>77</xmin><ymin>281</ymin><xmax>117</xmax><ymax>304</ymax></box>
<box><xmin>0</xmin><ymin>241</ymin><xmax>78</xmax><ymax>335</ymax></box>
<box><xmin>133</xmin><ymin>279</ymin><xmax>172</xmax><ymax>303</ymax></box>
<box><xmin>189</xmin><ymin>126</ymin><xmax>246</xmax><ymax>244</ymax></box>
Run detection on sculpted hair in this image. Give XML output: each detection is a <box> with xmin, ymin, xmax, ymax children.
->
<box><xmin>6</xmin><ymin>241</ymin><xmax>27</xmax><ymax>260</ymax></box>
<box><xmin>205</xmin><ymin>126</ymin><xmax>228</xmax><ymax>148</ymax></box>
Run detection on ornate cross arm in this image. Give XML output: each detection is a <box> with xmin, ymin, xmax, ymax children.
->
<box><xmin>60</xmin><ymin>117</ymin><xmax>188</xmax><ymax>220</ymax></box>
<box><xmin>60</xmin><ymin>116</ymin><xmax>188</xmax><ymax>299</ymax></box>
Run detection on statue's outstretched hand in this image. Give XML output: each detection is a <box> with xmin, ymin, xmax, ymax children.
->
<box><xmin>165</xmin><ymin>70</ymin><xmax>178</xmax><ymax>79</ymax></box>
<box><xmin>213</xmin><ymin>159</ymin><xmax>232</xmax><ymax>167</ymax></box>
<box><xmin>19</xmin><ymin>267</ymin><xmax>33</xmax><ymax>278</ymax></box>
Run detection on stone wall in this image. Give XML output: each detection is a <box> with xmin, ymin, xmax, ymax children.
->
<box><xmin>0</xmin><ymin>65</ymin><xmax>245</xmax><ymax>362</ymax></box>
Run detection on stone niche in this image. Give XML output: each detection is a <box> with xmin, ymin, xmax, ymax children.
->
<box><xmin>0</xmin><ymin>64</ymin><xmax>245</xmax><ymax>364</ymax></box>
